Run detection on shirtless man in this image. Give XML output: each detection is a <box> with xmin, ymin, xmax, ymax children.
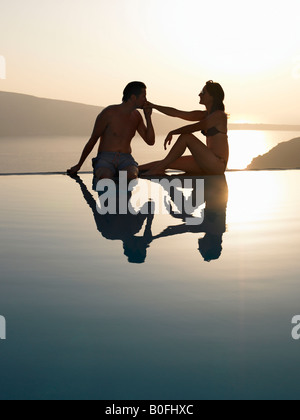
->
<box><xmin>67</xmin><ymin>82</ymin><xmax>155</xmax><ymax>180</ymax></box>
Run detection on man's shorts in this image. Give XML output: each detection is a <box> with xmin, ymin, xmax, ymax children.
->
<box><xmin>92</xmin><ymin>152</ymin><xmax>139</xmax><ymax>176</ymax></box>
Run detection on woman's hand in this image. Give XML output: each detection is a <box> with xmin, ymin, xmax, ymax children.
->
<box><xmin>144</xmin><ymin>101</ymin><xmax>155</xmax><ymax>108</ymax></box>
<box><xmin>164</xmin><ymin>132</ymin><xmax>174</xmax><ymax>150</ymax></box>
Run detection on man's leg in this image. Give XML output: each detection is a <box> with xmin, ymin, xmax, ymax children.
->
<box><xmin>95</xmin><ymin>167</ymin><xmax>115</xmax><ymax>180</ymax></box>
<box><xmin>124</xmin><ymin>165</ymin><xmax>139</xmax><ymax>181</ymax></box>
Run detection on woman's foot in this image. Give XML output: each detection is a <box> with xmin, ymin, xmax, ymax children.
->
<box><xmin>144</xmin><ymin>163</ymin><xmax>167</xmax><ymax>176</ymax></box>
<box><xmin>138</xmin><ymin>161</ymin><xmax>160</xmax><ymax>172</ymax></box>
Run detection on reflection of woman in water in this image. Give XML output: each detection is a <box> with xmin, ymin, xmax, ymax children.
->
<box><xmin>72</xmin><ymin>176</ymin><xmax>154</xmax><ymax>264</ymax></box>
<box><xmin>154</xmin><ymin>175</ymin><xmax>228</xmax><ymax>262</ymax></box>
<box><xmin>140</xmin><ymin>81</ymin><xmax>229</xmax><ymax>176</ymax></box>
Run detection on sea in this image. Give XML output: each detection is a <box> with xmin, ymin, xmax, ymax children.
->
<box><xmin>0</xmin><ymin>131</ymin><xmax>300</xmax><ymax>400</ymax></box>
<box><xmin>0</xmin><ymin>130</ymin><xmax>299</xmax><ymax>174</ymax></box>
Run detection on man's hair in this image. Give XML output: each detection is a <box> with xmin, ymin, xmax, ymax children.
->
<box><xmin>122</xmin><ymin>82</ymin><xmax>146</xmax><ymax>102</ymax></box>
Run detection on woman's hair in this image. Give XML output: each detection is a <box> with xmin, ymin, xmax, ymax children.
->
<box><xmin>198</xmin><ymin>234</ymin><xmax>223</xmax><ymax>262</ymax></box>
<box><xmin>205</xmin><ymin>80</ymin><xmax>225</xmax><ymax>113</ymax></box>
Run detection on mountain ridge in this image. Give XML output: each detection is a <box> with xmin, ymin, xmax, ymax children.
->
<box><xmin>0</xmin><ymin>91</ymin><xmax>174</xmax><ymax>136</ymax></box>
<box><xmin>247</xmin><ymin>138</ymin><xmax>300</xmax><ymax>170</ymax></box>
<box><xmin>1</xmin><ymin>91</ymin><xmax>300</xmax><ymax>137</ymax></box>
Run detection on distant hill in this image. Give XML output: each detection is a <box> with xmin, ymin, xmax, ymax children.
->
<box><xmin>0</xmin><ymin>91</ymin><xmax>103</xmax><ymax>136</ymax></box>
<box><xmin>2</xmin><ymin>91</ymin><xmax>300</xmax><ymax>138</ymax></box>
<box><xmin>247</xmin><ymin>138</ymin><xmax>300</xmax><ymax>170</ymax></box>
<box><xmin>228</xmin><ymin>123</ymin><xmax>300</xmax><ymax>131</ymax></box>
<box><xmin>0</xmin><ymin>91</ymin><xmax>174</xmax><ymax>137</ymax></box>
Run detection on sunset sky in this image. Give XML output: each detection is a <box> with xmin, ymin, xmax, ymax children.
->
<box><xmin>1</xmin><ymin>0</ymin><xmax>300</xmax><ymax>124</ymax></box>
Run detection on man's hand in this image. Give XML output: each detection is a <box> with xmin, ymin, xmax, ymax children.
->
<box><xmin>67</xmin><ymin>164</ymin><xmax>81</xmax><ymax>177</ymax></box>
<box><xmin>143</xmin><ymin>103</ymin><xmax>153</xmax><ymax>119</ymax></box>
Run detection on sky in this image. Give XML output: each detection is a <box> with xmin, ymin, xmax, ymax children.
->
<box><xmin>1</xmin><ymin>0</ymin><xmax>300</xmax><ymax>124</ymax></box>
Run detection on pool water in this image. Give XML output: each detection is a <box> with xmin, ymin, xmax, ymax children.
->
<box><xmin>0</xmin><ymin>170</ymin><xmax>300</xmax><ymax>400</ymax></box>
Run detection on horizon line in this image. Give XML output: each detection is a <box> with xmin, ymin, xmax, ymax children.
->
<box><xmin>1</xmin><ymin>169</ymin><xmax>300</xmax><ymax>177</ymax></box>
<box><xmin>1</xmin><ymin>90</ymin><xmax>300</xmax><ymax>128</ymax></box>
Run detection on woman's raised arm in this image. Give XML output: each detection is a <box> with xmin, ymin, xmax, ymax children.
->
<box><xmin>147</xmin><ymin>102</ymin><xmax>207</xmax><ymax>122</ymax></box>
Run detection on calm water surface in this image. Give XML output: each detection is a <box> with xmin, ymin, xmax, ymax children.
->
<box><xmin>0</xmin><ymin>130</ymin><xmax>300</xmax><ymax>173</ymax></box>
<box><xmin>0</xmin><ymin>171</ymin><xmax>300</xmax><ymax>400</ymax></box>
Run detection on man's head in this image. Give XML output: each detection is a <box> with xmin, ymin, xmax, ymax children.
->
<box><xmin>122</xmin><ymin>81</ymin><xmax>147</xmax><ymax>108</ymax></box>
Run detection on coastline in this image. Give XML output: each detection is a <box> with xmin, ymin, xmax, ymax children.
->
<box><xmin>1</xmin><ymin>168</ymin><xmax>300</xmax><ymax>177</ymax></box>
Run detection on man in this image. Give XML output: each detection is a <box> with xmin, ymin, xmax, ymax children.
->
<box><xmin>67</xmin><ymin>82</ymin><xmax>155</xmax><ymax>180</ymax></box>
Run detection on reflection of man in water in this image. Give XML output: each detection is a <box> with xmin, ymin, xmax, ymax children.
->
<box><xmin>154</xmin><ymin>175</ymin><xmax>228</xmax><ymax>262</ymax></box>
<box><xmin>72</xmin><ymin>176</ymin><xmax>154</xmax><ymax>264</ymax></box>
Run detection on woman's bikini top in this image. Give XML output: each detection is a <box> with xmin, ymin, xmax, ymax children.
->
<box><xmin>201</xmin><ymin>127</ymin><xmax>227</xmax><ymax>137</ymax></box>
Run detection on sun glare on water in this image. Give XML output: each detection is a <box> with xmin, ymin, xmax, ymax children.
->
<box><xmin>226</xmin><ymin>171</ymin><xmax>284</xmax><ymax>225</ymax></box>
<box><xmin>227</xmin><ymin>130</ymin><xmax>269</xmax><ymax>170</ymax></box>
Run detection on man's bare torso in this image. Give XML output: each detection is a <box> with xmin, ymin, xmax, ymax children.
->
<box><xmin>98</xmin><ymin>105</ymin><xmax>141</xmax><ymax>155</ymax></box>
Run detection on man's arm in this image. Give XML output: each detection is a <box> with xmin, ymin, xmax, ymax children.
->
<box><xmin>137</xmin><ymin>108</ymin><xmax>155</xmax><ymax>146</ymax></box>
<box><xmin>67</xmin><ymin>110</ymin><xmax>109</xmax><ymax>176</ymax></box>
<box><xmin>149</xmin><ymin>102</ymin><xmax>207</xmax><ymax>122</ymax></box>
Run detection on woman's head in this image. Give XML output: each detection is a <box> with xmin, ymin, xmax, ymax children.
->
<box><xmin>198</xmin><ymin>234</ymin><xmax>223</xmax><ymax>262</ymax></box>
<box><xmin>199</xmin><ymin>80</ymin><xmax>225</xmax><ymax>113</ymax></box>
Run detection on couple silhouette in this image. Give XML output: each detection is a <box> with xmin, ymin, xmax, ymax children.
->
<box><xmin>67</xmin><ymin>80</ymin><xmax>229</xmax><ymax>263</ymax></box>
<box><xmin>68</xmin><ymin>80</ymin><xmax>229</xmax><ymax>179</ymax></box>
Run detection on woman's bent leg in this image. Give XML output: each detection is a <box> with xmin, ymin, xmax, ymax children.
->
<box><xmin>146</xmin><ymin>134</ymin><xmax>226</xmax><ymax>175</ymax></box>
<box><xmin>169</xmin><ymin>156</ymin><xmax>207</xmax><ymax>175</ymax></box>
<box><xmin>139</xmin><ymin>161</ymin><xmax>161</xmax><ymax>171</ymax></box>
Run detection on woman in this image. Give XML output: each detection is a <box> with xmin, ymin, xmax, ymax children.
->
<box><xmin>140</xmin><ymin>80</ymin><xmax>229</xmax><ymax>176</ymax></box>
